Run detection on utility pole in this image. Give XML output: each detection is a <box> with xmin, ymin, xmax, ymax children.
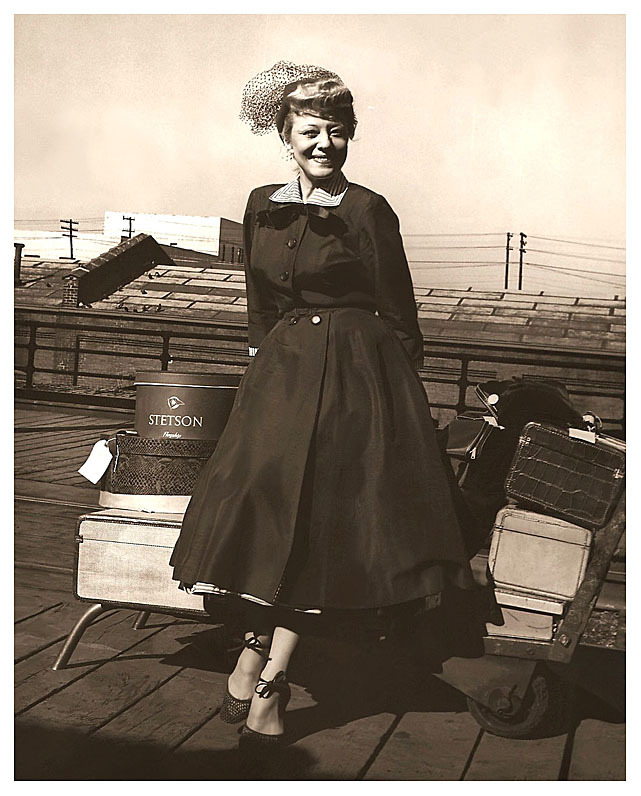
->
<box><xmin>504</xmin><ymin>232</ymin><xmax>513</xmax><ymax>290</ymax></box>
<box><xmin>123</xmin><ymin>215</ymin><xmax>135</xmax><ymax>238</ymax></box>
<box><xmin>518</xmin><ymin>232</ymin><xmax>527</xmax><ymax>291</ymax></box>
<box><xmin>60</xmin><ymin>218</ymin><xmax>78</xmax><ymax>259</ymax></box>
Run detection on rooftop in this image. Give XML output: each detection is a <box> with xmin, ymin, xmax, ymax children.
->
<box><xmin>15</xmin><ymin>258</ymin><xmax>625</xmax><ymax>354</ymax></box>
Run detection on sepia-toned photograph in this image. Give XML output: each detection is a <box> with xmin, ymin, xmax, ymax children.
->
<box><xmin>13</xmin><ymin>10</ymin><xmax>626</xmax><ymax>781</ymax></box>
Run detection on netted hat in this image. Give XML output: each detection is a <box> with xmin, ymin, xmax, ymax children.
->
<box><xmin>240</xmin><ymin>60</ymin><xmax>343</xmax><ymax>135</ymax></box>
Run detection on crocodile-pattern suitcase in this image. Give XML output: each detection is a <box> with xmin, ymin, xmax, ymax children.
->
<box><xmin>489</xmin><ymin>507</ymin><xmax>592</xmax><ymax>602</ymax></box>
<box><xmin>75</xmin><ymin>509</ymin><xmax>205</xmax><ymax>613</ymax></box>
<box><xmin>504</xmin><ymin>422</ymin><xmax>625</xmax><ymax>530</ymax></box>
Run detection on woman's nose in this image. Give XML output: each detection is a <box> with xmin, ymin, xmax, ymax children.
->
<box><xmin>316</xmin><ymin>132</ymin><xmax>332</xmax><ymax>150</ymax></box>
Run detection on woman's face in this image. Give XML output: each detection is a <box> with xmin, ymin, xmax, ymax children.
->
<box><xmin>286</xmin><ymin>113</ymin><xmax>348</xmax><ymax>184</ymax></box>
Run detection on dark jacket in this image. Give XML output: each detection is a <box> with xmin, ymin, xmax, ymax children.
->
<box><xmin>244</xmin><ymin>182</ymin><xmax>425</xmax><ymax>369</ymax></box>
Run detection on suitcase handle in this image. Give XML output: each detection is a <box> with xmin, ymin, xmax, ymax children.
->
<box><xmin>581</xmin><ymin>412</ymin><xmax>602</xmax><ymax>433</ymax></box>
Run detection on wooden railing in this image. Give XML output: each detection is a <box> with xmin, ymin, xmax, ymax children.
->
<box><xmin>15</xmin><ymin>305</ymin><xmax>625</xmax><ymax>431</ymax></box>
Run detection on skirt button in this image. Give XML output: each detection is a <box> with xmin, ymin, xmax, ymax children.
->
<box><xmin>311</xmin><ymin>314</ymin><xmax>322</xmax><ymax>325</ymax></box>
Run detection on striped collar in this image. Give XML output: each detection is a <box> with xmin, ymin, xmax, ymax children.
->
<box><xmin>268</xmin><ymin>172</ymin><xmax>349</xmax><ymax>207</ymax></box>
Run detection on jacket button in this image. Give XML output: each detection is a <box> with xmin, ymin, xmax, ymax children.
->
<box><xmin>287</xmin><ymin>238</ymin><xmax>297</xmax><ymax>249</ymax></box>
<box><xmin>279</xmin><ymin>271</ymin><xmax>289</xmax><ymax>281</ymax></box>
<box><xmin>311</xmin><ymin>314</ymin><xmax>322</xmax><ymax>325</ymax></box>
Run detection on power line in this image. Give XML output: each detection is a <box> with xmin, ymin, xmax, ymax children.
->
<box><xmin>524</xmin><ymin>261</ymin><xmax>625</xmax><ymax>279</ymax></box>
<box><xmin>527</xmin><ymin>263</ymin><xmax>626</xmax><ymax>285</ymax></box>
<box><xmin>402</xmin><ymin>232</ymin><xmax>504</xmax><ymax>237</ymax></box>
<box><xmin>527</xmin><ymin>248</ymin><xmax>625</xmax><ymax>265</ymax></box>
<box><xmin>408</xmin><ymin>260</ymin><xmax>504</xmax><ymax>266</ymax></box>
<box><xmin>405</xmin><ymin>245</ymin><xmax>504</xmax><ymax>250</ymax></box>
<box><xmin>528</xmin><ymin>234</ymin><xmax>625</xmax><ymax>251</ymax></box>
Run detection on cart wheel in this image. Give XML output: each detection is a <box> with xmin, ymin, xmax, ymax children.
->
<box><xmin>466</xmin><ymin>665</ymin><xmax>568</xmax><ymax>739</ymax></box>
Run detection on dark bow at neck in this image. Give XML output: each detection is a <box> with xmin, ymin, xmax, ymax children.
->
<box><xmin>257</xmin><ymin>202</ymin><xmax>331</xmax><ymax>229</ymax></box>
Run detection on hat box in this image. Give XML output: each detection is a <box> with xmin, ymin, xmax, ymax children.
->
<box><xmin>134</xmin><ymin>371</ymin><xmax>241</xmax><ymax>441</ymax></box>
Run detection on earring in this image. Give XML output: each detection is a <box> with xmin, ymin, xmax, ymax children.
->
<box><xmin>281</xmin><ymin>143</ymin><xmax>294</xmax><ymax>161</ymax></box>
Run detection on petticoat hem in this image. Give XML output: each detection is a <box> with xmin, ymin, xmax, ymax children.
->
<box><xmin>178</xmin><ymin>581</ymin><xmax>442</xmax><ymax>615</ymax></box>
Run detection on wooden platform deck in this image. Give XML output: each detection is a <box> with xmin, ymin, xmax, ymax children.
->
<box><xmin>14</xmin><ymin>403</ymin><xmax>625</xmax><ymax>780</ymax></box>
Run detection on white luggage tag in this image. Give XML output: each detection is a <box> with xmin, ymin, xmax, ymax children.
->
<box><xmin>78</xmin><ymin>440</ymin><xmax>113</xmax><ymax>484</ymax></box>
<box><xmin>568</xmin><ymin>428</ymin><xmax>596</xmax><ymax>444</ymax></box>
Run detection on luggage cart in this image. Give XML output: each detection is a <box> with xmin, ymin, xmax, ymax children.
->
<box><xmin>52</xmin><ymin>493</ymin><xmax>625</xmax><ymax>740</ymax></box>
<box><xmin>435</xmin><ymin>492</ymin><xmax>625</xmax><ymax>738</ymax></box>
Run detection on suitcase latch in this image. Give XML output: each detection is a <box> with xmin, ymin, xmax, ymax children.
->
<box><xmin>75</xmin><ymin>534</ymin><xmax>84</xmax><ymax>544</ymax></box>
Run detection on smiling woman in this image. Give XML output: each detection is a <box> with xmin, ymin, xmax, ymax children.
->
<box><xmin>286</xmin><ymin>114</ymin><xmax>349</xmax><ymax>189</ymax></box>
<box><xmin>169</xmin><ymin>60</ymin><xmax>477</xmax><ymax>753</ymax></box>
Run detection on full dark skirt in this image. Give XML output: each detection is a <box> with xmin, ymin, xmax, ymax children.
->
<box><xmin>170</xmin><ymin>307</ymin><xmax>474</xmax><ymax>610</ymax></box>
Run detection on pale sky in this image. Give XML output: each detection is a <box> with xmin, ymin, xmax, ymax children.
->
<box><xmin>14</xmin><ymin>12</ymin><xmax>625</xmax><ymax>269</ymax></box>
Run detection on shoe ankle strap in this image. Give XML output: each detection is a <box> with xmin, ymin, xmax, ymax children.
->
<box><xmin>243</xmin><ymin>634</ymin><xmax>270</xmax><ymax>659</ymax></box>
<box><xmin>255</xmin><ymin>670</ymin><xmax>288</xmax><ymax>699</ymax></box>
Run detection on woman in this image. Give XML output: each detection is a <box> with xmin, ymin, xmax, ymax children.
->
<box><xmin>170</xmin><ymin>60</ymin><xmax>475</xmax><ymax>749</ymax></box>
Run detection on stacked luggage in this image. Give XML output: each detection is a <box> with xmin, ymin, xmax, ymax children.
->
<box><xmin>445</xmin><ymin>379</ymin><xmax>625</xmax><ymax>642</ymax></box>
<box><xmin>75</xmin><ymin>372</ymin><xmax>240</xmax><ymax>614</ymax></box>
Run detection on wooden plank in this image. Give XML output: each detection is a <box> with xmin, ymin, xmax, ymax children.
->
<box><xmin>14</xmin><ymin>590</ymin><xmax>62</xmax><ymax>623</ymax></box>
<box><xmin>14</xmin><ymin>477</ymin><xmax>99</xmax><ymax>504</ymax></box>
<box><xmin>17</xmin><ymin>460</ymin><xmax>93</xmax><ymax>481</ymax></box>
<box><xmin>16</xmin><ymin>564</ymin><xmax>74</xmax><ymax>594</ymax></box>
<box><xmin>364</xmin><ymin>710</ymin><xmax>481</xmax><ymax>780</ymax></box>
<box><xmin>14</xmin><ymin>424</ymin><xmax>102</xmax><ymax>442</ymax></box>
<box><xmin>16</xmin><ymin>463</ymin><xmax>87</xmax><ymax>482</ymax></box>
<box><xmin>15</xmin><ymin>510</ymin><xmax>85</xmax><ymax>537</ymax></box>
<box><xmin>15</xmin><ymin>412</ymin><xmax>84</xmax><ymax>428</ymax></box>
<box><xmin>15</xmin><ymin>454</ymin><xmax>91</xmax><ymax>477</ymax></box>
<box><xmin>14</xmin><ymin>422</ymin><xmax>99</xmax><ymax>439</ymax></box>
<box><xmin>15</xmin><ymin>620</ymin><xmax>207</xmax><ymax>780</ymax></box>
<box><xmin>51</xmin><ymin>473</ymin><xmax>95</xmax><ymax>484</ymax></box>
<box><xmin>15</xmin><ymin>600</ymin><xmax>106</xmax><ymax>662</ymax></box>
<box><xmin>15</xmin><ymin>609</ymin><xmax>153</xmax><ymax>713</ymax></box>
<box><xmin>94</xmin><ymin>664</ymin><xmax>225</xmax><ymax>745</ymax></box>
<box><xmin>15</xmin><ymin>434</ymin><xmax>101</xmax><ymax>455</ymax></box>
<box><xmin>568</xmin><ymin>719</ymin><xmax>625</xmax><ymax>780</ymax></box>
<box><xmin>464</xmin><ymin>730</ymin><xmax>567</xmax><ymax>780</ymax></box>
<box><xmin>15</xmin><ymin>529</ymin><xmax>76</xmax><ymax>572</ymax></box>
<box><xmin>289</xmin><ymin>712</ymin><xmax>399</xmax><ymax>780</ymax></box>
<box><xmin>48</xmin><ymin>474</ymin><xmax>97</xmax><ymax>487</ymax></box>
<box><xmin>15</xmin><ymin>499</ymin><xmax>90</xmax><ymax>526</ymax></box>
<box><xmin>14</xmin><ymin>424</ymin><xmax>103</xmax><ymax>441</ymax></box>
<box><xmin>67</xmin><ymin>665</ymin><xmax>229</xmax><ymax>780</ymax></box>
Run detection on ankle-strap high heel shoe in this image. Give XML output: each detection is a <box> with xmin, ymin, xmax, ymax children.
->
<box><xmin>239</xmin><ymin>671</ymin><xmax>291</xmax><ymax>750</ymax></box>
<box><xmin>219</xmin><ymin>635</ymin><xmax>270</xmax><ymax>724</ymax></box>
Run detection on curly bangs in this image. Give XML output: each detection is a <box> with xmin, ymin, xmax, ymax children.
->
<box><xmin>276</xmin><ymin>78</ymin><xmax>357</xmax><ymax>141</ymax></box>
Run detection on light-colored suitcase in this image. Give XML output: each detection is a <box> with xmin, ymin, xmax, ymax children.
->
<box><xmin>493</xmin><ymin>588</ymin><xmax>565</xmax><ymax>616</ymax></box>
<box><xmin>75</xmin><ymin>508</ymin><xmax>205</xmax><ymax>613</ymax></box>
<box><xmin>489</xmin><ymin>507</ymin><xmax>592</xmax><ymax>602</ymax></box>
<box><xmin>486</xmin><ymin>605</ymin><xmax>555</xmax><ymax>641</ymax></box>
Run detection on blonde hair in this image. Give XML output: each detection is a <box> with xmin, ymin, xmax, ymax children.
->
<box><xmin>276</xmin><ymin>78</ymin><xmax>357</xmax><ymax>141</ymax></box>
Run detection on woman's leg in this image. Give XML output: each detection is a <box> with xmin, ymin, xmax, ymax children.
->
<box><xmin>246</xmin><ymin>625</ymin><xmax>299</xmax><ymax>735</ymax></box>
<box><xmin>227</xmin><ymin>630</ymin><xmax>273</xmax><ymax>700</ymax></box>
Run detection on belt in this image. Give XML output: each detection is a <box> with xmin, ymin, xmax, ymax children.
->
<box><xmin>281</xmin><ymin>306</ymin><xmax>374</xmax><ymax>321</ymax></box>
